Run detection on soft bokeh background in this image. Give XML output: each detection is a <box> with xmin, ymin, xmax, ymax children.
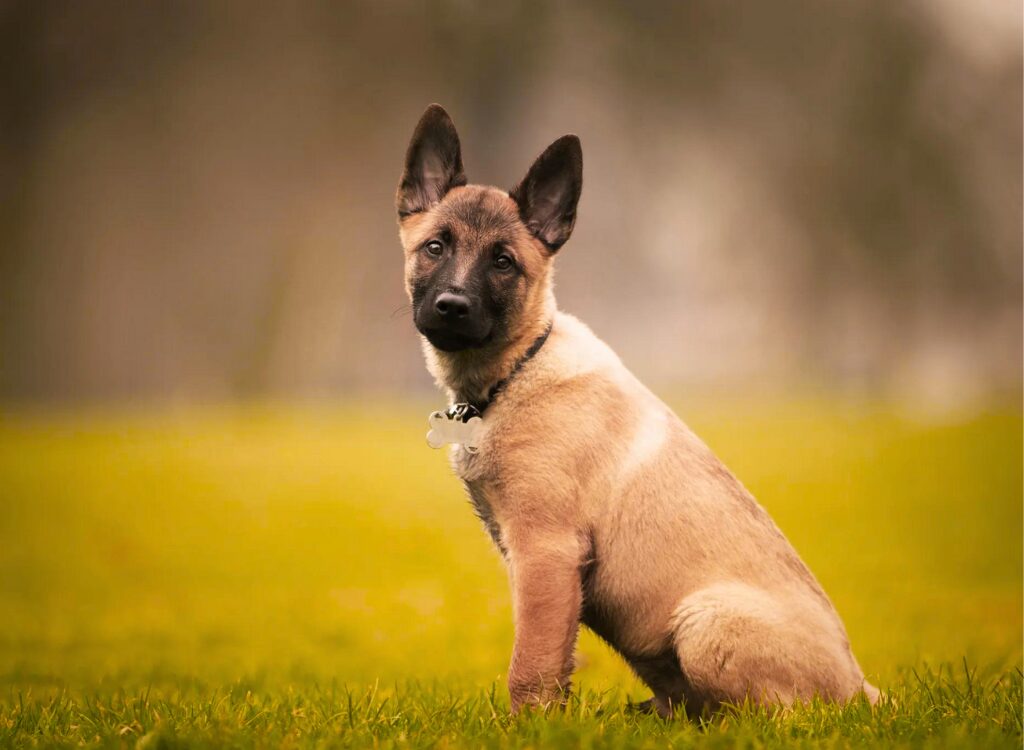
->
<box><xmin>0</xmin><ymin>0</ymin><xmax>1020</xmax><ymax>725</ymax></box>
<box><xmin>2</xmin><ymin>0</ymin><xmax>1021</xmax><ymax>404</ymax></box>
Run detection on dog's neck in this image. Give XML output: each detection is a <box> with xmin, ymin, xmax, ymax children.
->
<box><xmin>423</xmin><ymin>298</ymin><xmax>556</xmax><ymax>408</ymax></box>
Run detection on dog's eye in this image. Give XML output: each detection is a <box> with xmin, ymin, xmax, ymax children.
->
<box><xmin>424</xmin><ymin>240</ymin><xmax>443</xmax><ymax>257</ymax></box>
<box><xmin>494</xmin><ymin>254</ymin><xmax>513</xmax><ymax>270</ymax></box>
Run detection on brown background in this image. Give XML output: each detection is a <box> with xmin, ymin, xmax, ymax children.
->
<box><xmin>2</xmin><ymin>0</ymin><xmax>1020</xmax><ymax>406</ymax></box>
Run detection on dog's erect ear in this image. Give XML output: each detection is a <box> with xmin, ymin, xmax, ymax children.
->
<box><xmin>396</xmin><ymin>104</ymin><xmax>466</xmax><ymax>218</ymax></box>
<box><xmin>510</xmin><ymin>135</ymin><xmax>583</xmax><ymax>251</ymax></box>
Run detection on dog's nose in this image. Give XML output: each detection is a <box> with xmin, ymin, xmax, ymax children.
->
<box><xmin>434</xmin><ymin>292</ymin><xmax>471</xmax><ymax>319</ymax></box>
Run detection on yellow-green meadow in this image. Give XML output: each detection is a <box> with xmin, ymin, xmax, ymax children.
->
<box><xmin>0</xmin><ymin>398</ymin><xmax>1020</xmax><ymax>747</ymax></box>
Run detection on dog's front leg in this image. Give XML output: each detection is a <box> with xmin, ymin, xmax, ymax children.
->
<box><xmin>505</xmin><ymin>531</ymin><xmax>586</xmax><ymax>713</ymax></box>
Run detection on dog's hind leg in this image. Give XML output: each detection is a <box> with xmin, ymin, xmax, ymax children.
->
<box><xmin>626</xmin><ymin>651</ymin><xmax>689</xmax><ymax>718</ymax></box>
<box><xmin>670</xmin><ymin>582</ymin><xmax>867</xmax><ymax>713</ymax></box>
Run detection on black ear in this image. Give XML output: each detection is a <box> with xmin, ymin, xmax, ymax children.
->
<box><xmin>510</xmin><ymin>135</ymin><xmax>583</xmax><ymax>251</ymax></box>
<box><xmin>396</xmin><ymin>104</ymin><xmax>466</xmax><ymax>218</ymax></box>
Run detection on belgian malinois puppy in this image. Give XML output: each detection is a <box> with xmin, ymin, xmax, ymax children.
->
<box><xmin>396</xmin><ymin>104</ymin><xmax>878</xmax><ymax>716</ymax></box>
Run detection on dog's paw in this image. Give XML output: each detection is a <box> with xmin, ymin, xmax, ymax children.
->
<box><xmin>626</xmin><ymin>696</ymin><xmax>675</xmax><ymax>719</ymax></box>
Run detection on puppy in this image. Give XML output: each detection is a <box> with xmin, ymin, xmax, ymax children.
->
<box><xmin>396</xmin><ymin>104</ymin><xmax>877</xmax><ymax>716</ymax></box>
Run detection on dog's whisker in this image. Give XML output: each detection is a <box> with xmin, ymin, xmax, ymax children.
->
<box><xmin>390</xmin><ymin>303</ymin><xmax>412</xmax><ymax>319</ymax></box>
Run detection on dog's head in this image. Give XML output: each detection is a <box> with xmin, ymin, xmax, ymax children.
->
<box><xmin>396</xmin><ymin>104</ymin><xmax>581</xmax><ymax>353</ymax></box>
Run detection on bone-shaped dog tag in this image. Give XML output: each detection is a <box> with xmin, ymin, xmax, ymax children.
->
<box><xmin>426</xmin><ymin>406</ymin><xmax>483</xmax><ymax>453</ymax></box>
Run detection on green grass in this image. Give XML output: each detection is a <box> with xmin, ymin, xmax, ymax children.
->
<box><xmin>0</xmin><ymin>397</ymin><xmax>1020</xmax><ymax>748</ymax></box>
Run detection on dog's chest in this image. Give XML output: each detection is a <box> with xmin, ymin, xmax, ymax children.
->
<box><xmin>463</xmin><ymin>479</ymin><xmax>505</xmax><ymax>553</ymax></box>
<box><xmin>444</xmin><ymin>442</ymin><xmax>503</xmax><ymax>549</ymax></box>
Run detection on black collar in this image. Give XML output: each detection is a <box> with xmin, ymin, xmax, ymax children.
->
<box><xmin>447</xmin><ymin>321</ymin><xmax>554</xmax><ymax>422</ymax></box>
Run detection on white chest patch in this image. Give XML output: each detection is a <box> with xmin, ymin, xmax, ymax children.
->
<box><xmin>619</xmin><ymin>407</ymin><xmax>670</xmax><ymax>481</ymax></box>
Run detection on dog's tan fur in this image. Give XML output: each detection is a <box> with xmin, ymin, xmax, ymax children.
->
<box><xmin>397</xmin><ymin>106</ymin><xmax>877</xmax><ymax>716</ymax></box>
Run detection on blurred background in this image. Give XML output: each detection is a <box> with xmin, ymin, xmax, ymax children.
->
<box><xmin>1</xmin><ymin>0</ymin><xmax>1020</xmax><ymax>407</ymax></box>
<box><xmin>0</xmin><ymin>0</ymin><xmax>1020</xmax><ymax>722</ymax></box>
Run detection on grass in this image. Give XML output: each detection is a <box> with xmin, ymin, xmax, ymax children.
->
<box><xmin>0</xmin><ymin>396</ymin><xmax>1019</xmax><ymax>747</ymax></box>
